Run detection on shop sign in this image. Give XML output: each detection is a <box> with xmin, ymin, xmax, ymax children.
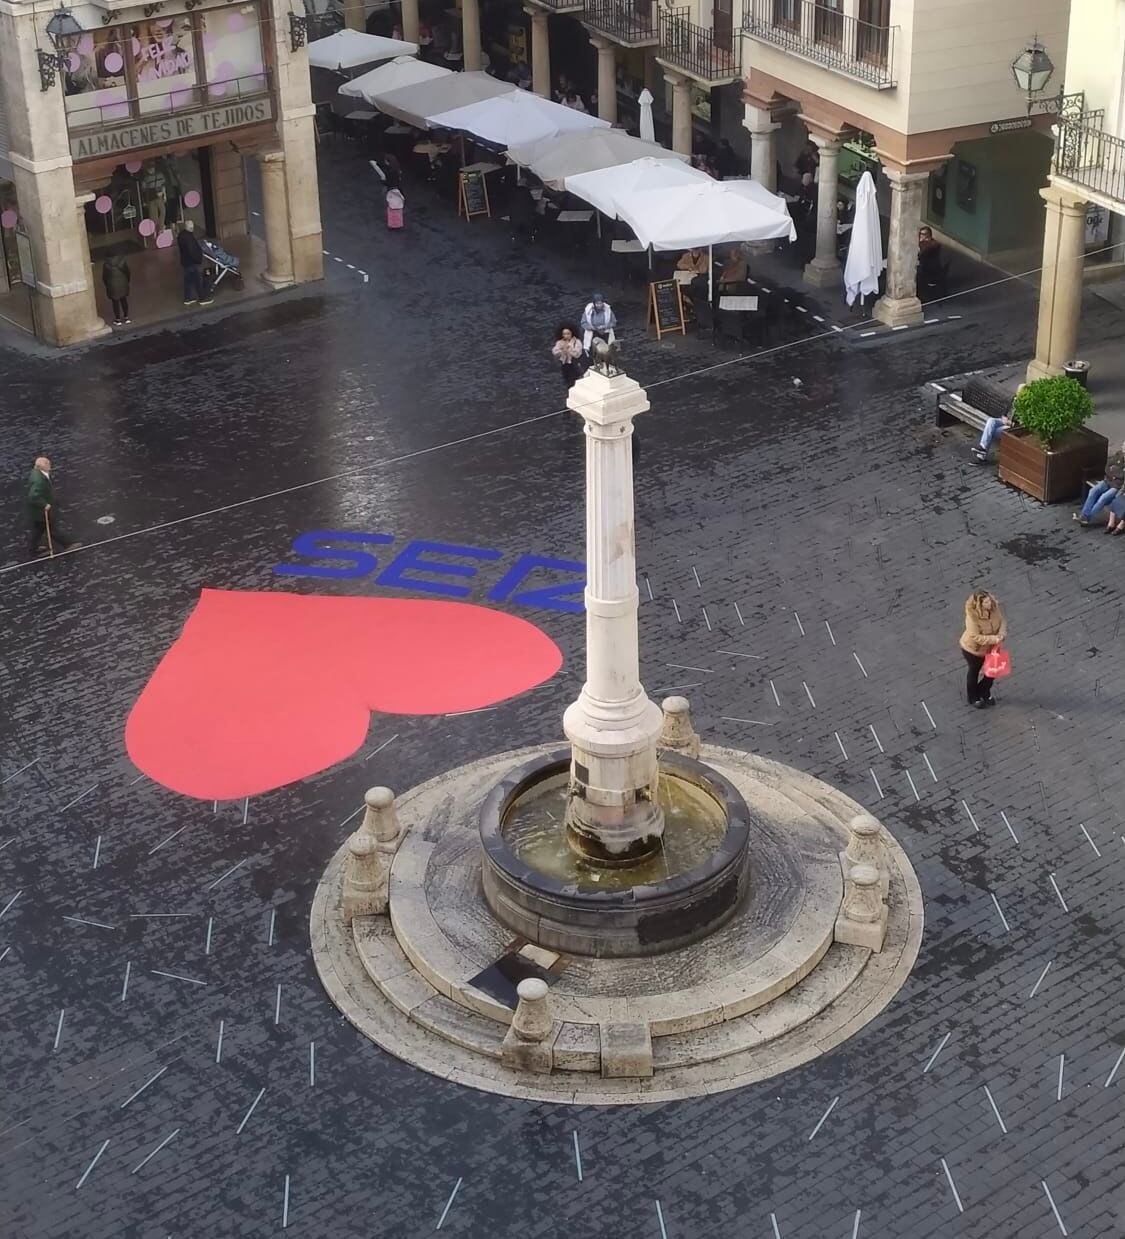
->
<box><xmin>71</xmin><ymin>97</ymin><xmax>273</xmax><ymax>160</ymax></box>
<box><xmin>989</xmin><ymin>116</ymin><xmax>1034</xmax><ymax>134</ymax></box>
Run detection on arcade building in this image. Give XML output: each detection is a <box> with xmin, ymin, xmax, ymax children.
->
<box><xmin>0</xmin><ymin>0</ymin><xmax>323</xmax><ymax>343</ymax></box>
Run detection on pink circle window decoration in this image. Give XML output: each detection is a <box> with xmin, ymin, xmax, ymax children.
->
<box><xmin>125</xmin><ymin>160</ymin><xmax>143</xmax><ymax>174</ymax></box>
<box><xmin>67</xmin><ymin>52</ymin><xmax>80</xmax><ymax>73</ymax></box>
<box><xmin>95</xmin><ymin>195</ymin><xmax>113</xmax><ymax>215</ymax></box>
<box><xmin>131</xmin><ymin>37</ymin><xmax>141</xmax><ymax>54</ymax></box>
<box><xmin>210</xmin><ymin>81</ymin><xmax>227</xmax><ymax>98</ymax></box>
<box><xmin>156</xmin><ymin>230</ymin><xmax>174</xmax><ymax>249</ymax></box>
<box><xmin>183</xmin><ymin>189</ymin><xmax>202</xmax><ymax>209</ymax></box>
<box><xmin>0</xmin><ymin>209</ymin><xmax>17</xmax><ymax>229</ymax></box>
<box><xmin>227</xmin><ymin>11</ymin><xmax>247</xmax><ymax>31</ymax></box>
<box><xmin>104</xmin><ymin>51</ymin><xmax>124</xmax><ymax>74</ymax></box>
<box><xmin>138</xmin><ymin>218</ymin><xmax>156</xmax><ymax>237</ymax></box>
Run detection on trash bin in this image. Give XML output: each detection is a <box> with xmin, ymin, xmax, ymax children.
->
<box><xmin>1063</xmin><ymin>360</ymin><xmax>1090</xmax><ymax>388</ymax></box>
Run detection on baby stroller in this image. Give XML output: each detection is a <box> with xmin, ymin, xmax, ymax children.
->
<box><xmin>200</xmin><ymin>238</ymin><xmax>244</xmax><ymax>293</ymax></box>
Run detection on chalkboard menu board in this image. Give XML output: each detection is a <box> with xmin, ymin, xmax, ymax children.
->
<box><xmin>458</xmin><ymin>169</ymin><xmax>490</xmax><ymax>220</ymax></box>
<box><xmin>647</xmin><ymin>279</ymin><xmax>685</xmax><ymax>339</ymax></box>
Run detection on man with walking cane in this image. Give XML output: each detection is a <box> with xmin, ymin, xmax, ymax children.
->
<box><xmin>27</xmin><ymin>456</ymin><xmax>77</xmax><ymax>557</ymax></box>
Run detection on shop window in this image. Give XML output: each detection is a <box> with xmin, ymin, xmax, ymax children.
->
<box><xmin>62</xmin><ymin>32</ymin><xmax>129</xmax><ymax>128</ymax></box>
<box><xmin>201</xmin><ymin>8</ymin><xmax>266</xmax><ymax>103</ymax></box>
<box><xmin>132</xmin><ymin>17</ymin><xmax>200</xmax><ymax>114</ymax></box>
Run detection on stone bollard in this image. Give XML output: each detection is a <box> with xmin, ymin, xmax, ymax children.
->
<box><xmin>501</xmin><ymin>977</ymin><xmax>557</xmax><ymax>1073</ymax></box>
<box><xmin>361</xmin><ymin>786</ymin><xmax>401</xmax><ymax>844</ymax></box>
<box><xmin>659</xmin><ymin>696</ymin><xmax>701</xmax><ymax>759</ymax></box>
<box><xmin>843</xmin><ymin>812</ymin><xmax>887</xmax><ymax>900</ymax></box>
<box><xmin>834</xmin><ymin>863</ymin><xmax>888</xmax><ymax>952</ymax></box>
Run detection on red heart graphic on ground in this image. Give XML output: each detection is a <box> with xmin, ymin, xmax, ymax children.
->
<box><xmin>125</xmin><ymin>589</ymin><xmax>563</xmax><ymax>800</ymax></box>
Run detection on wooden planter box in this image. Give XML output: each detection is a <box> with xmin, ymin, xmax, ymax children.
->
<box><xmin>997</xmin><ymin>426</ymin><xmax>1108</xmax><ymax>503</ymax></box>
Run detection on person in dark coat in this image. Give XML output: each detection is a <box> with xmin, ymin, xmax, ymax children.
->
<box><xmin>177</xmin><ymin>220</ymin><xmax>213</xmax><ymax>307</ymax></box>
<box><xmin>101</xmin><ymin>251</ymin><xmax>131</xmax><ymax>325</ymax></box>
<box><xmin>26</xmin><ymin>455</ymin><xmax>77</xmax><ymax>556</ymax></box>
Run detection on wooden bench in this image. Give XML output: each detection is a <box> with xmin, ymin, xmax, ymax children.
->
<box><xmin>935</xmin><ymin>376</ymin><xmax>1013</xmax><ymax>434</ymax></box>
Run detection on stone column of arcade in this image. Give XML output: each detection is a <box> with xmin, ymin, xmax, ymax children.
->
<box><xmin>665</xmin><ymin>72</ymin><xmax>693</xmax><ymax>157</ymax></box>
<box><xmin>258</xmin><ymin>151</ymin><xmax>296</xmax><ymax>288</ymax></box>
<box><xmin>743</xmin><ymin>104</ymin><xmax>780</xmax><ymax>191</ymax></box>
<box><xmin>562</xmin><ymin>356</ymin><xmax>666</xmax><ymax>864</ymax></box>
<box><xmin>401</xmin><ymin>0</ymin><xmax>420</xmax><ymax>44</ymax></box>
<box><xmin>803</xmin><ymin>130</ymin><xmax>843</xmax><ymax>287</ymax></box>
<box><xmin>462</xmin><ymin>0</ymin><xmax>483</xmax><ymax>71</ymax></box>
<box><xmin>591</xmin><ymin>35</ymin><xmax>618</xmax><ymax>124</ymax></box>
<box><xmin>526</xmin><ymin>7</ymin><xmax>551</xmax><ymax>99</ymax></box>
<box><xmin>1027</xmin><ymin>182</ymin><xmax>1088</xmax><ymax>380</ymax></box>
<box><xmin>873</xmin><ymin>166</ymin><xmax>928</xmax><ymax>327</ymax></box>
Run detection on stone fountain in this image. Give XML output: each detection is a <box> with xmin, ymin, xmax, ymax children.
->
<box><xmin>312</xmin><ymin>354</ymin><xmax>923</xmax><ymax>1102</ymax></box>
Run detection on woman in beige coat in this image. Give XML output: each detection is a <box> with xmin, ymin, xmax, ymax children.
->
<box><xmin>960</xmin><ymin>591</ymin><xmax>1007</xmax><ymax>708</ymax></box>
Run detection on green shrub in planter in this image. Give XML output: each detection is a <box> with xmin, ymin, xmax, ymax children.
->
<box><xmin>1013</xmin><ymin>375</ymin><xmax>1094</xmax><ymax>447</ymax></box>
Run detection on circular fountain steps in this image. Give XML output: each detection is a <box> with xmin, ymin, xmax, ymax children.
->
<box><xmin>311</xmin><ymin>745</ymin><xmax>924</xmax><ymax>1104</ymax></box>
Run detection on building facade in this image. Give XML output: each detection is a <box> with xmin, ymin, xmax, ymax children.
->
<box><xmin>1028</xmin><ymin>0</ymin><xmax>1125</xmax><ymax>379</ymax></box>
<box><xmin>0</xmin><ymin>0</ymin><xmax>323</xmax><ymax>344</ymax></box>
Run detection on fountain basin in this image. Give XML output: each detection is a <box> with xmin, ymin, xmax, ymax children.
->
<box><xmin>480</xmin><ymin>749</ymin><xmax>753</xmax><ymax>957</ymax></box>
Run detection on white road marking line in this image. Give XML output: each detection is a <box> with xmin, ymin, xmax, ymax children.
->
<box><xmin>860</xmin><ymin>330</ymin><xmax>876</xmax><ymax>337</ymax></box>
<box><xmin>130</xmin><ymin>913</ymin><xmax>192</xmax><ymax>918</ymax></box>
<box><xmin>205</xmin><ymin>857</ymin><xmax>249</xmax><ymax>890</ymax></box>
<box><xmin>205</xmin><ymin>917</ymin><xmax>214</xmax><ymax>955</ymax></box>
<box><xmin>905</xmin><ymin>770</ymin><xmax>920</xmax><ymax>801</ymax></box>
<box><xmin>365</xmin><ymin>733</ymin><xmax>400</xmax><ymax>761</ymax></box>
<box><xmin>982</xmin><ymin>1085</ymin><xmax>1008</xmax><ymax>1133</ymax></box>
<box><xmin>216</xmin><ymin>1019</ymin><xmax>225</xmax><ymax>1063</ymax></box>
<box><xmin>990</xmin><ymin>892</ymin><xmax>1011</xmax><ymax>933</ymax></box>
<box><xmin>346</xmin><ymin>263</ymin><xmax>355</xmax><ymax>270</ymax></box>
<box><xmin>691</xmin><ymin>566</ymin><xmax>701</xmax><ymax>589</ymax></box>
<box><xmin>921</xmin><ymin>700</ymin><xmax>937</xmax><ymax>729</ymax></box>
<box><xmin>656</xmin><ymin>1200</ymin><xmax>669</xmax><ymax>1239</ymax></box>
<box><xmin>1049</xmin><ymin>873</ymin><xmax>1069</xmax><ymax>912</ymax></box>
<box><xmin>572</xmin><ymin>1130</ymin><xmax>582</xmax><ymax>1180</ymax></box>
<box><xmin>242</xmin><ymin>798</ymin><xmax>249</xmax><ymax>825</ymax></box>
<box><xmin>131</xmin><ymin>1128</ymin><xmax>179</xmax><ymax>1174</ymax></box>
<box><xmin>1104</xmin><ymin>1046</ymin><xmax>1125</xmax><ymax>1088</ymax></box>
<box><xmin>962</xmin><ymin>800</ymin><xmax>980</xmax><ymax>832</ymax></box>
<box><xmin>769</xmin><ymin>680</ymin><xmax>780</xmax><ymax>707</ymax></box>
<box><xmin>721</xmin><ymin>717</ymin><xmax>776</xmax><ymax>726</ymax></box>
<box><xmin>892</xmin><ymin>324</ymin><xmax>910</xmax><ymax>331</ymax></box>
<box><xmin>796</xmin><ymin>305</ymin><xmax>808</xmax><ymax>313</ymax></box>
<box><xmin>121</xmin><ymin>1066</ymin><xmax>167</xmax><ymax>1108</ymax></box>
<box><xmin>813</xmin><ymin>314</ymin><xmax>824</xmax><ymax>322</ymax></box>
<box><xmin>672</xmin><ymin>599</ymin><xmax>681</xmax><ymax>624</ymax></box>
<box><xmin>275</xmin><ymin>984</ymin><xmax>282</xmax><ymax>1025</ymax></box>
<box><xmin>75</xmin><ymin>1139</ymin><xmax>110</xmax><ymax>1189</ymax></box>
<box><xmin>702</xmin><ymin>606</ymin><xmax>712</xmax><ymax>631</ymax></box>
<box><xmin>0</xmin><ymin>947</ymin><xmax>9</xmax><ymax>964</ymax></box>
<box><xmin>148</xmin><ymin>825</ymin><xmax>188</xmax><ymax>855</ymax></box>
<box><xmin>53</xmin><ymin>1009</ymin><xmax>65</xmax><ymax>1051</ymax></box>
<box><xmin>63</xmin><ymin>915</ymin><xmax>116</xmax><ymax>930</ymax></box>
<box><xmin>922</xmin><ymin>752</ymin><xmax>938</xmax><ymax>782</ymax></box>
<box><xmin>0</xmin><ymin>890</ymin><xmax>22</xmax><ymax>919</ymax></box>
<box><xmin>770</xmin><ymin>1213</ymin><xmax>782</xmax><ymax>1239</ymax></box>
<box><xmin>150</xmin><ymin>969</ymin><xmax>205</xmax><ymax>985</ymax></box>
<box><xmin>1029</xmin><ymin>961</ymin><xmax>1052</xmax><ymax>998</ymax></box>
<box><xmin>923</xmin><ymin>1031</ymin><xmax>951</xmax><ymax>1073</ymax></box>
<box><xmin>61</xmin><ymin>785</ymin><xmax>98</xmax><ymax>811</ymax></box>
<box><xmin>869</xmin><ymin>769</ymin><xmax>884</xmax><ymax>799</ymax></box>
<box><xmin>717</xmin><ymin>649</ymin><xmax>763</xmax><ymax>660</ymax></box>
<box><xmin>940</xmin><ymin>1158</ymin><xmax>964</xmax><ymax>1213</ymax></box>
<box><xmin>1056</xmin><ymin>1054</ymin><xmax>1065</xmax><ymax>1101</ymax></box>
<box><xmin>802</xmin><ymin>682</ymin><xmax>816</xmax><ymax>708</ymax></box>
<box><xmin>236</xmin><ymin>1087</ymin><xmax>265</xmax><ymax>1134</ymax></box>
<box><xmin>120</xmin><ymin>961</ymin><xmax>131</xmax><ymax>1002</ymax></box>
<box><xmin>645</xmin><ymin>576</ymin><xmax>654</xmax><ymax>601</ymax></box>
<box><xmin>1041</xmin><ymin>1180</ymin><xmax>1068</xmax><ymax>1235</ymax></box>
<box><xmin>0</xmin><ymin>838</ymin><xmax>13</xmax><ymax>852</ymax></box>
<box><xmin>1</xmin><ymin>758</ymin><xmax>38</xmax><ymax>785</ymax></box>
<box><xmin>851</xmin><ymin>1210</ymin><xmax>861</xmax><ymax>1239</ymax></box>
<box><xmin>824</xmin><ymin>619</ymin><xmax>836</xmax><ymax>645</ymax></box>
<box><xmin>868</xmin><ymin>724</ymin><xmax>884</xmax><ymax>753</ymax></box>
<box><xmin>835</xmin><ymin>732</ymin><xmax>848</xmax><ymax>760</ymax></box>
<box><xmin>436</xmin><ymin>1177</ymin><xmax>462</xmax><ymax>1229</ymax></box>
<box><xmin>1000</xmin><ymin>811</ymin><xmax>1019</xmax><ymax>844</ymax></box>
<box><xmin>665</xmin><ymin>663</ymin><xmax>713</xmax><ymax>674</ymax></box>
<box><xmin>447</xmin><ymin>706</ymin><xmax>498</xmax><ymax>717</ymax></box>
<box><xmin>853</xmin><ymin>652</ymin><xmax>868</xmax><ymax>678</ymax></box>
<box><xmin>793</xmin><ymin>611</ymin><xmax>805</xmax><ymax>636</ymax></box>
<box><xmin>734</xmin><ymin>602</ymin><xmax>745</xmax><ymax>626</ymax></box>
<box><xmin>268</xmin><ymin>909</ymin><xmax>276</xmax><ymax>946</ymax></box>
<box><xmin>807</xmin><ymin>1095</ymin><xmax>839</xmax><ymax>1140</ymax></box>
<box><xmin>128</xmin><ymin>772</ymin><xmax>146</xmax><ymax>785</ymax></box>
<box><xmin>309</xmin><ymin>1041</ymin><xmax>316</xmax><ymax>1087</ymax></box>
<box><xmin>92</xmin><ymin>836</ymin><xmax>101</xmax><ymax>870</ymax></box>
<box><xmin>283</xmin><ymin>1174</ymin><xmax>291</xmax><ymax>1229</ymax></box>
<box><xmin>1079</xmin><ymin>824</ymin><xmax>1101</xmax><ymax>857</ymax></box>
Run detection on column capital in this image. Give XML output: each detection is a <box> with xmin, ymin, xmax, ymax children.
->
<box><xmin>523</xmin><ymin>4</ymin><xmax>547</xmax><ymax>21</ymax></box>
<box><xmin>75</xmin><ymin>191</ymin><xmax>95</xmax><ymax>208</ymax></box>
<box><xmin>588</xmin><ymin>32</ymin><xmax>613</xmax><ymax>51</ymax></box>
<box><xmin>258</xmin><ymin>149</ymin><xmax>286</xmax><ymax>165</ymax></box>
<box><xmin>882</xmin><ymin>166</ymin><xmax>931</xmax><ymax>188</ymax></box>
<box><xmin>1041</xmin><ymin>180</ymin><xmax>1088</xmax><ymax>215</ymax></box>
<box><xmin>807</xmin><ymin>132</ymin><xmax>845</xmax><ymax>153</ymax></box>
<box><xmin>663</xmin><ymin>70</ymin><xmax>690</xmax><ymax>90</ymax></box>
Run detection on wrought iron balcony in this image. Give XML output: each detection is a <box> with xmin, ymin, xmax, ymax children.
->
<box><xmin>527</xmin><ymin>0</ymin><xmax>586</xmax><ymax>11</ymax></box>
<box><xmin>583</xmin><ymin>0</ymin><xmax>659</xmax><ymax>48</ymax></box>
<box><xmin>742</xmin><ymin>0</ymin><xmax>897</xmax><ymax>89</ymax></box>
<box><xmin>658</xmin><ymin>9</ymin><xmax>740</xmax><ymax>86</ymax></box>
<box><xmin>1055</xmin><ymin>120</ymin><xmax>1125</xmax><ymax>208</ymax></box>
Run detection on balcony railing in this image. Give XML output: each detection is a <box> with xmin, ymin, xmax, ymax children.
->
<box><xmin>66</xmin><ymin>72</ymin><xmax>272</xmax><ymax>132</ymax></box>
<box><xmin>1055</xmin><ymin>120</ymin><xmax>1125</xmax><ymax>207</ymax></box>
<box><xmin>659</xmin><ymin>9</ymin><xmax>740</xmax><ymax>84</ymax></box>
<box><xmin>528</xmin><ymin>0</ymin><xmax>586</xmax><ymax>11</ymax></box>
<box><xmin>584</xmin><ymin>0</ymin><xmax>659</xmax><ymax>47</ymax></box>
<box><xmin>743</xmin><ymin>0</ymin><xmax>897</xmax><ymax>89</ymax></box>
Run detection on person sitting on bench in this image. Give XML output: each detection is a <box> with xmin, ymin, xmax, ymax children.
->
<box><xmin>1074</xmin><ymin>440</ymin><xmax>1125</xmax><ymax>526</ymax></box>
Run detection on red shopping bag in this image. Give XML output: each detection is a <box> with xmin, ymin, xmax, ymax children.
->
<box><xmin>983</xmin><ymin>646</ymin><xmax>1011</xmax><ymax>678</ymax></box>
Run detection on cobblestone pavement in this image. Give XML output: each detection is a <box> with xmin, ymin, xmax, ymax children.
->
<box><xmin>0</xmin><ymin>142</ymin><xmax>1123</xmax><ymax>1238</ymax></box>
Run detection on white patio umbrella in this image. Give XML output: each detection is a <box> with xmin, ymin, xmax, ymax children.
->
<box><xmin>637</xmin><ymin>88</ymin><xmax>655</xmax><ymax>143</ymax></box>
<box><xmin>564</xmin><ymin>156</ymin><xmax>709</xmax><ymax>218</ymax></box>
<box><xmin>509</xmin><ymin>130</ymin><xmax>688</xmax><ymax>189</ymax></box>
<box><xmin>428</xmin><ymin>91</ymin><xmax>607</xmax><ymax>150</ymax></box>
<box><xmin>844</xmin><ymin>170</ymin><xmax>883</xmax><ymax>307</ymax></box>
<box><xmin>339</xmin><ymin>57</ymin><xmax>451</xmax><ymax>107</ymax></box>
<box><xmin>374</xmin><ymin>71</ymin><xmax>515</xmax><ymax>130</ymax></box>
<box><xmin>307</xmin><ymin>30</ymin><xmax>418</xmax><ymax>72</ymax></box>
<box><xmin>614</xmin><ymin>179</ymin><xmax>797</xmax><ymax>298</ymax></box>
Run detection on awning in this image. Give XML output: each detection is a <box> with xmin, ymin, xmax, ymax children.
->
<box><xmin>308</xmin><ymin>31</ymin><xmax>418</xmax><ymax>72</ymax></box>
<box><xmin>373</xmin><ymin>72</ymin><xmax>515</xmax><ymax>130</ymax></box>
<box><xmin>427</xmin><ymin>92</ymin><xmax>607</xmax><ymax>149</ymax></box>
<box><xmin>564</xmin><ymin>157</ymin><xmax>710</xmax><ymax>218</ymax></box>
<box><xmin>338</xmin><ymin>56</ymin><xmax>452</xmax><ymax>106</ymax></box>
<box><xmin>613</xmin><ymin>179</ymin><xmax>797</xmax><ymax>251</ymax></box>
<box><xmin>509</xmin><ymin>130</ymin><xmax>687</xmax><ymax>190</ymax></box>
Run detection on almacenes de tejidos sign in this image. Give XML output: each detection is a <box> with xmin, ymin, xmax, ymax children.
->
<box><xmin>70</xmin><ymin>97</ymin><xmax>273</xmax><ymax>160</ymax></box>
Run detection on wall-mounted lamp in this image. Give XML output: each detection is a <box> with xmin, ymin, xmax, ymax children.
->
<box><xmin>1011</xmin><ymin>36</ymin><xmax>1055</xmax><ymax>114</ymax></box>
<box><xmin>38</xmin><ymin>5</ymin><xmax>83</xmax><ymax>91</ymax></box>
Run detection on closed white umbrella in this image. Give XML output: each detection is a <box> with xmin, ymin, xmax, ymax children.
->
<box><xmin>637</xmin><ymin>88</ymin><xmax>655</xmax><ymax>144</ymax></box>
<box><xmin>339</xmin><ymin>57</ymin><xmax>451</xmax><ymax>106</ymax></box>
<box><xmin>509</xmin><ymin>129</ymin><xmax>688</xmax><ymax>189</ymax></box>
<box><xmin>428</xmin><ymin>92</ymin><xmax>607</xmax><ymax>149</ymax></box>
<box><xmin>564</xmin><ymin>156</ymin><xmax>709</xmax><ymax>218</ymax></box>
<box><xmin>308</xmin><ymin>30</ymin><xmax>418</xmax><ymax>72</ymax></box>
<box><xmin>374</xmin><ymin>71</ymin><xmax>514</xmax><ymax>129</ymax></box>
<box><xmin>844</xmin><ymin>170</ymin><xmax>883</xmax><ymax>307</ymax></box>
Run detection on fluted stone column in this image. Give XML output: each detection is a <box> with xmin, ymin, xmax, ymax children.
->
<box><xmin>401</xmin><ymin>0</ymin><xmax>420</xmax><ymax>44</ymax></box>
<box><xmin>665</xmin><ymin>72</ymin><xmax>692</xmax><ymax>156</ymax></box>
<box><xmin>743</xmin><ymin>105</ymin><xmax>779</xmax><ymax>191</ymax></box>
<box><xmin>804</xmin><ymin>134</ymin><xmax>842</xmax><ymax>287</ymax></box>
<box><xmin>526</xmin><ymin>7</ymin><xmax>550</xmax><ymax>98</ymax></box>
<box><xmin>873</xmin><ymin>167</ymin><xmax>928</xmax><ymax>327</ymax></box>
<box><xmin>258</xmin><ymin>151</ymin><xmax>295</xmax><ymax>288</ymax></box>
<box><xmin>1027</xmin><ymin>182</ymin><xmax>1087</xmax><ymax>380</ymax></box>
<box><xmin>563</xmin><ymin>365</ymin><xmax>664</xmax><ymax>864</ymax></box>
<box><xmin>591</xmin><ymin>35</ymin><xmax>617</xmax><ymax>124</ymax></box>
<box><xmin>462</xmin><ymin>0</ymin><xmax>482</xmax><ymax>71</ymax></box>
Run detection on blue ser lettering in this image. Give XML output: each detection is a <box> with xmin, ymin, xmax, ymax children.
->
<box><xmin>273</xmin><ymin>530</ymin><xmax>394</xmax><ymax>580</ymax></box>
<box><xmin>376</xmin><ymin>540</ymin><xmax>503</xmax><ymax>598</ymax></box>
<box><xmin>488</xmin><ymin>554</ymin><xmax>586</xmax><ymax>615</ymax></box>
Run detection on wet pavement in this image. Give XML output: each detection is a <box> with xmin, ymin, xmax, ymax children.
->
<box><xmin>1</xmin><ymin>139</ymin><xmax>1124</xmax><ymax>1238</ymax></box>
